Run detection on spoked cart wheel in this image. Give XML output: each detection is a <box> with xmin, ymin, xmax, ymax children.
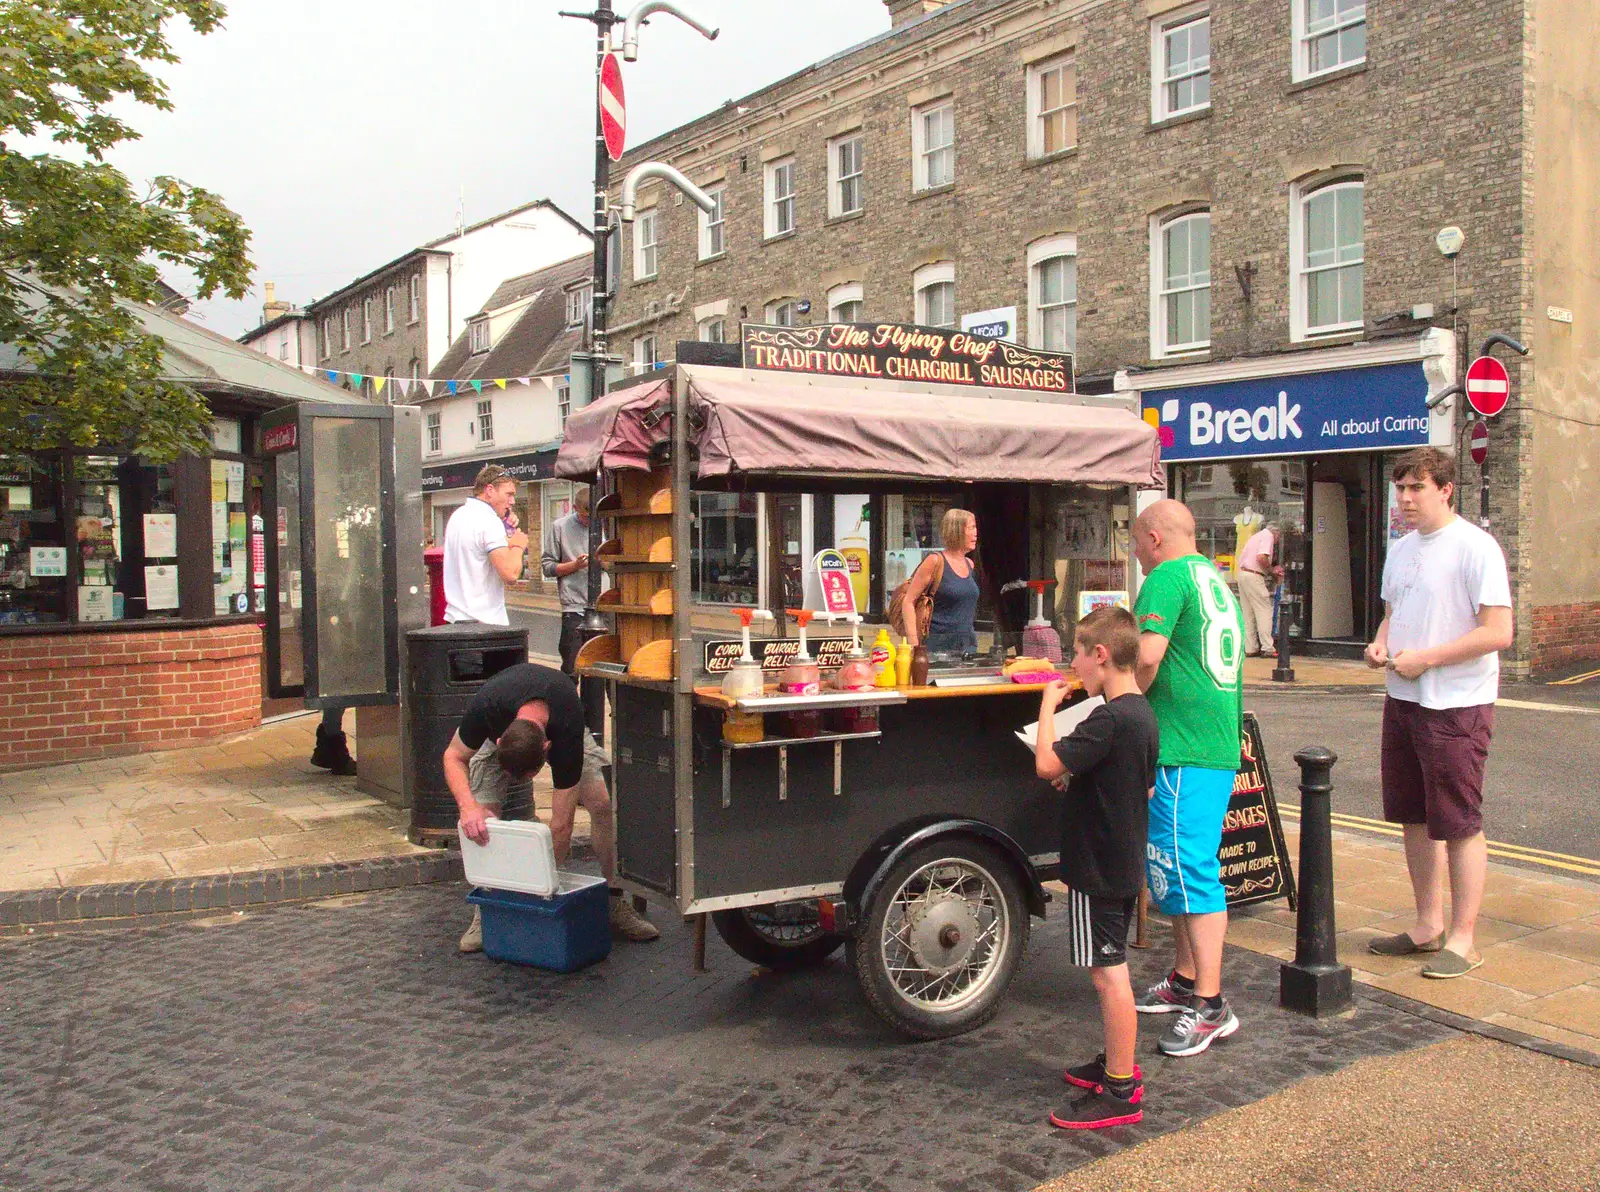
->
<box><xmin>848</xmin><ymin>837</ymin><xmax>1029</xmax><ymax>1039</ymax></box>
<box><xmin>711</xmin><ymin>900</ymin><xmax>845</xmax><ymax>970</ymax></box>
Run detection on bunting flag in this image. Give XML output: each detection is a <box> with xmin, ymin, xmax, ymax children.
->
<box><xmin>294</xmin><ymin>362</ymin><xmax>548</xmax><ymax>395</ymax></box>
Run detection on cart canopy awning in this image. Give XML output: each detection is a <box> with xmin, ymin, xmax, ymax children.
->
<box><xmin>556</xmin><ymin>369</ymin><xmax>1164</xmax><ymax>488</ymax></box>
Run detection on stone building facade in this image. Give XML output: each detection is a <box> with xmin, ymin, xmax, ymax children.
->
<box><xmin>304</xmin><ymin>200</ymin><xmax>589</xmax><ymax>402</ymax></box>
<box><xmin>607</xmin><ymin>0</ymin><xmax>1600</xmax><ymax>674</ymax></box>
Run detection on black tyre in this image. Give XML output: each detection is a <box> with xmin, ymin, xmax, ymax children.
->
<box><xmin>711</xmin><ymin>901</ymin><xmax>845</xmax><ymax>970</ymax></box>
<box><xmin>848</xmin><ymin>837</ymin><xmax>1029</xmax><ymax>1040</ymax></box>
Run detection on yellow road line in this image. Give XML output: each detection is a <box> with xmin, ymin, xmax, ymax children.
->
<box><xmin>1276</xmin><ymin>804</ymin><xmax>1600</xmax><ymax>877</ymax></box>
<box><xmin>1549</xmin><ymin>667</ymin><xmax>1600</xmax><ymax>686</ymax></box>
<box><xmin>1495</xmin><ymin>697</ymin><xmax>1600</xmax><ymax>715</ymax></box>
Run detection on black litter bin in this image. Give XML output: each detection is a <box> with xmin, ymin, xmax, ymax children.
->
<box><xmin>407</xmin><ymin>623</ymin><xmax>531</xmax><ymax>847</ymax></box>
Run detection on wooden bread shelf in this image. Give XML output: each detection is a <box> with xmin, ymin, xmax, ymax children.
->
<box><xmin>575</xmin><ymin>633</ymin><xmax>621</xmax><ymax>668</ymax></box>
<box><xmin>596</xmin><ymin>464</ymin><xmax>675</xmax><ymax>679</ymax></box>
<box><xmin>606</xmin><ymin>490</ymin><xmax>673</xmax><ymax>517</ymax></box>
<box><xmin>600</xmin><ymin>535</ymin><xmax>672</xmax><ymax>566</ymax></box>
<box><xmin>607</xmin><ymin>589</ymin><xmax>673</xmax><ymax>617</ymax></box>
<box><xmin>626</xmin><ymin>638</ymin><xmax>674</xmax><ymax>681</ymax></box>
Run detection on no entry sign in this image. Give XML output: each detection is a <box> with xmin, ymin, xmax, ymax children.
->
<box><xmin>1470</xmin><ymin>420</ymin><xmax>1489</xmax><ymax>465</ymax></box>
<box><xmin>599</xmin><ymin>53</ymin><xmax>626</xmax><ymax>162</ymax></box>
<box><xmin>1465</xmin><ymin>355</ymin><xmax>1510</xmax><ymax>418</ymax></box>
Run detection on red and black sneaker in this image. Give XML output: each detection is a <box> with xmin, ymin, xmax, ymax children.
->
<box><xmin>1062</xmin><ymin>1053</ymin><xmax>1145</xmax><ymax>1100</ymax></box>
<box><xmin>1049</xmin><ymin>1084</ymin><xmax>1144</xmax><ymax>1131</ymax></box>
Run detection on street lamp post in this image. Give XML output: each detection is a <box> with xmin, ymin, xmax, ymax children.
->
<box><xmin>558</xmin><ymin>2</ymin><xmax>720</xmax><ymax>649</ymax></box>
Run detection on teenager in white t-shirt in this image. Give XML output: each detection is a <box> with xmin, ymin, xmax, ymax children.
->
<box><xmin>443</xmin><ymin>465</ymin><xmax>529</xmax><ymax>625</ymax></box>
<box><xmin>1363</xmin><ymin>448</ymin><xmax>1513</xmax><ymax>980</ymax></box>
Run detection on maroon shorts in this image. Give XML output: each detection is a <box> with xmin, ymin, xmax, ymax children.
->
<box><xmin>1380</xmin><ymin>697</ymin><xmax>1494</xmax><ymax>841</ymax></box>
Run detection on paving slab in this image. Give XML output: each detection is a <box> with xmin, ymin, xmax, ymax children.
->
<box><xmin>0</xmin><ymin>883</ymin><xmax>1451</xmax><ymax>1192</ymax></box>
<box><xmin>1032</xmin><ymin>1035</ymin><xmax>1600</xmax><ymax>1192</ymax></box>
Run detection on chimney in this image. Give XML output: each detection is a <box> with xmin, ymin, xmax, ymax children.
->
<box><xmin>262</xmin><ymin>280</ymin><xmax>291</xmax><ymax>324</ymax></box>
<box><xmin>885</xmin><ymin>0</ymin><xmax>951</xmax><ymax>27</ymax></box>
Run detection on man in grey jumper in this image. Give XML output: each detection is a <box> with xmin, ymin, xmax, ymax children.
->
<box><xmin>542</xmin><ymin>486</ymin><xmax>604</xmax><ymax>733</ymax></box>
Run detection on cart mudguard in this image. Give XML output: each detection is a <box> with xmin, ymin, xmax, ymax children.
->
<box><xmin>842</xmin><ymin>816</ymin><xmax>1049</xmax><ymax>930</ymax></box>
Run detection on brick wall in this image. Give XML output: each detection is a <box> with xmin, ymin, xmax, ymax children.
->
<box><xmin>1529</xmin><ymin>602</ymin><xmax>1600</xmax><ymax>674</ymax></box>
<box><xmin>0</xmin><ymin>624</ymin><xmax>262</xmax><ymax>772</ymax></box>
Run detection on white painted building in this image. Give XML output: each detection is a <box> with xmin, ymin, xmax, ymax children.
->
<box><xmin>290</xmin><ymin>200</ymin><xmax>589</xmax><ymax>401</ymax></box>
<box><xmin>419</xmin><ymin>254</ymin><xmax>593</xmax><ymax>585</ymax></box>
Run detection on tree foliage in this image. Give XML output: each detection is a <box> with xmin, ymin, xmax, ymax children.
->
<box><xmin>0</xmin><ymin>1</ymin><xmax>253</xmax><ymax>460</ymax></box>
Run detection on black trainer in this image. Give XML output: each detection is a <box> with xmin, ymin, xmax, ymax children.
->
<box><xmin>1049</xmin><ymin>1084</ymin><xmax>1144</xmax><ymax>1130</ymax></box>
<box><xmin>1063</xmin><ymin>1053</ymin><xmax>1145</xmax><ymax>1097</ymax></box>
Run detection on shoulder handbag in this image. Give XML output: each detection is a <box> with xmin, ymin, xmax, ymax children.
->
<box><xmin>887</xmin><ymin>552</ymin><xmax>945</xmax><ymax>640</ymax></box>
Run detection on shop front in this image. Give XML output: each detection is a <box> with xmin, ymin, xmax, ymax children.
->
<box><xmin>0</xmin><ymin>298</ymin><xmax>355</xmax><ymax>770</ymax></box>
<box><xmin>1117</xmin><ymin>331</ymin><xmax>1458</xmax><ymax>652</ymax></box>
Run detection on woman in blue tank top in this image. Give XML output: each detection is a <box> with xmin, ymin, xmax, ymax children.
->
<box><xmin>901</xmin><ymin>508</ymin><xmax>981</xmax><ymax>655</ymax></box>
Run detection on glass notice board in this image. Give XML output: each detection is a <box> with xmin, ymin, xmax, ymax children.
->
<box><xmin>309</xmin><ymin>417</ymin><xmax>387</xmax><ymax>698</ymax></box>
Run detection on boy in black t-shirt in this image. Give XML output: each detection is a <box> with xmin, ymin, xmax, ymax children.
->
<box><xmin>1033</xmin><ymin>605</ymin><xmax>1160</xmax><ymax>1130</ymax></box>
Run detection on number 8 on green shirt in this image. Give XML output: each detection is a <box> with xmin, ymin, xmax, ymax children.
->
<box><xmin>1134</xmin><ymin>554</ymin><xmax>1245</xmax><ymax>771</ymax></box>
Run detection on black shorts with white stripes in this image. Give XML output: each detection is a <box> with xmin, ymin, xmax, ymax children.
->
<box><xmin>1062</xmin><ymin>889</ymin><xmax>1136</xmax><ymax>968</ymax></box>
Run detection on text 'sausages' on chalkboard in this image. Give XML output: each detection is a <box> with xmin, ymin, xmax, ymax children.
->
<box><xmin>1220</xmin><ymin>712</ymin><xmax>1297</xmax><ymax>911</ymax></box>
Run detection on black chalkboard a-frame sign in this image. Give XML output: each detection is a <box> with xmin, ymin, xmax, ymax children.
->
<box><xmin>1221</xmin><ymin>712</ymin><xmax>1298</xmax><ymax>911</ymax></box>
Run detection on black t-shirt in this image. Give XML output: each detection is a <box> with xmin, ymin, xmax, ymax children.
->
<box><xmin>1052</xmin><ymin>693</ymin><xmax>1160</xmax><ymax>899</ymax></box>
<box><xmin>457</xmin><ymin>663</ymin><xmax>586</xmax><ymax>788</ymax></box>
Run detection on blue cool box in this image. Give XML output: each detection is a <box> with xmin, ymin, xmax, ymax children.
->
<box><xmin>467</xmin><ymin>875</ymin><xmax>613</xmax><ymax>973</ymax></box>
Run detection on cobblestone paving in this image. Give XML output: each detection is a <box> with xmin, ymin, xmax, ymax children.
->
<box><xmin>0</xmin><ymin>884</ymin><xmax>1451</xmax><ymax>1192</ymax></box>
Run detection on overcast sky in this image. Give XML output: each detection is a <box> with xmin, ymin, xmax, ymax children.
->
<box><xmin>112</xmin><ymin>1</ymin><xmax>890</xmax><ymax>339</ymax></box>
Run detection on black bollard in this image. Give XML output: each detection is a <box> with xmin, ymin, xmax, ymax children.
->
<box><xmin>1272</xmin><ymin>587</ymin><xmax>1295</xmax><ymax>683</ymax></box>
<box><xmin>1280</xmin><ymin>746</ymin><xmax>1352</xmax><ymax>1016</ymax></box>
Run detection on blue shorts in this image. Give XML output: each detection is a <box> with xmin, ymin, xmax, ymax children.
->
<box><xmin>1145</xmin><ymin>765</ymin><xmax>1235</xmax><ymax>916</ymax></box>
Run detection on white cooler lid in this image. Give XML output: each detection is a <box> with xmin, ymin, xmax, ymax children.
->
<box><xmin>460</xmin><ymin>817</ymin><xmax>558</xmax><ymax>897</ymax></box>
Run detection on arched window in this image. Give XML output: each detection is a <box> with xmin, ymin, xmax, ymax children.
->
<box><xmin>1291</xmin><ymin>177</ymin><xmax>1363</xmax><ymax>339</ymax></box>
<box><xmin>912</xmin><ymin>262</ymin><xmax>955</xmax><ymax>329</ymax></box>
<box><xmin>1027</xmin><ymin>235</ymin><xmax>1077</xmax><ymax>353</ymax></box>
<box><xmin>1151</xmin><ymin>210</ymin><xmax>1211</xmax><ymax>355</ymax></box>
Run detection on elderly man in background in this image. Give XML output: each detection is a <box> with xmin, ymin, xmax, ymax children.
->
<box><xmin>1236</xmin><ymin>521</ymin><xmax>1284</xmax><ymax>658</ymax></box>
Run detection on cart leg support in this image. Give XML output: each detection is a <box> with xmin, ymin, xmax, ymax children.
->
<box><xmin>1132</xmin><ymin>888</ymin><xmax>1151</xmax><ymax>949</ymax></box>
<box><xmin>691</xmin><ymin>912</ymin><xmax>708</xmax><ymax>973</ymax></box>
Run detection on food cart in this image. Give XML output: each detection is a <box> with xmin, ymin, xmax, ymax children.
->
<box><xmin>558</xmin><ymin>326</ymin><xmax>1162</xmax><ymax>1038</ymax></box>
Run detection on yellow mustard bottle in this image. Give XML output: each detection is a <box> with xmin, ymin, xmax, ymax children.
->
<box><xmin>872</xmin><ymin>628</ymin><xmax>897</xmax><ymax>688</ymax></box>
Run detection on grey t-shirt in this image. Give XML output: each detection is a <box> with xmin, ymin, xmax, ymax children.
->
<box><xmin>541</xmin><ymin>512</ymin><xmax>593</xmax><ymax>614</ymax></box>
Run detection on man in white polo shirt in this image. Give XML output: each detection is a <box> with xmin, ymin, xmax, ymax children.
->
<box><xmin>443</xmin><ymin>465</ymin><xmax>528</xmax><ymax>625</ymax></box>
<box><xmin>1364</xmin><ymin>447</ymin><xmax>1513</xmax><ymax>980</ymax></box>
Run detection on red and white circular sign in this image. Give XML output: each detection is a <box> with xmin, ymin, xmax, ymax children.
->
<box><xmin>1469</xmin><ymin>420</ymin><xmax>1489</xmax><ymax>465</ymax></box>
<box><xmin>1465</xmin><ymin>355</ymin><xmax>1510</xmax><ymax>418</ymax></box>
<box><xmin>600</xmin><ymin>53</ymin><xmax>626</xmax><ymax>162</ymax></box>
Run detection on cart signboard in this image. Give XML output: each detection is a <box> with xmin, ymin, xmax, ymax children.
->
<box><xmin>1221</xmin><ymin>712</ymin><xmax>1297</xmax><ymax>909</ymax></box>
<box><xmin>703</xmin><ymin>636</ymin><xmax>859</xmax><ymax>675</ymax></box>
<box><xmin>813</xmin><ymin>548</ymin><xmax>857</xmax><ymax>615</ymax></box>
<box><xmin>742</xmin><ymin>323</ymin><xmax>1074</xmax><ymax>395</ymax></box>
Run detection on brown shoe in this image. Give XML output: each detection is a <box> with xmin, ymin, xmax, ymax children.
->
<box><xmin>1421</xmin><ymin>948</ymin><xmax>1483</xmax><ymax>979</ymax></box>
<box><xmin>459</xmin><ymin>906</ymin><xmax>483</xmax><ymax>953</ymax></box>
<box><xmin>609</xmin><ymin>895</ymin><xmax>659</xmax><ymax>942</ymax></box>
<box><xmin>1367</xmin><ymin>930</ymin><xmax>1444</xmax><ymax>956</ymax></box>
